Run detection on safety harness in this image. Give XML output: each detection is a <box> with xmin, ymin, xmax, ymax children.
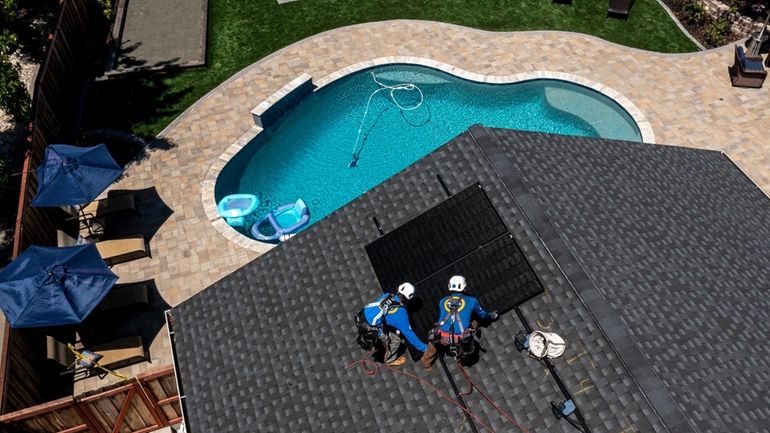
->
<box><xmin>431</xmin><ymin>295</ymin><xmax>479</xmax><ymax>360</ymax></box>
<box><xmin>355</xmin><ymin>294</ymin><xmax>400</xmax><ymax>350</ymax></box>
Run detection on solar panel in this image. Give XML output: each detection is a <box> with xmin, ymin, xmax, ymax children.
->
<box><xmin>366</xmin><ymin>183</ymin><xmax>544</xmax><ymax>358</ymax></box>
<box><xmin>365</xmin><ymin>183</ymin><xmax>507</xmax><ymax>293</ymax></box>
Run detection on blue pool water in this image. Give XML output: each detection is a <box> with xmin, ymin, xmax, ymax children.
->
<box><xmin>216</xmin><ymin>65</ymin><xmax>641</xmax><ymax>236</ymax></box>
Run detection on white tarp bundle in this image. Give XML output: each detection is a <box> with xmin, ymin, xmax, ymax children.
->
<box><xmin>528</xmin><ymin>331</ymin><xmax>566</xmax><ymax>359</ymax></box>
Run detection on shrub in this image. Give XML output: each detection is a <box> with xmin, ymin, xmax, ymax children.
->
<box><xmin>683</xmin><ymin>0</ymin><xmax>708</xmax><ymax>25</ymax></box>
<box><xmin>0</xmin><ymin>0</ymin><xmax>30</xmax><ymax>122</ymax></box>
<box><xmin>95</xmin><ymin>0</ymin><xmax>114</xmax><ymax>20</ymax></box>
<box><xmin>705</xmin><ymin>17</ymin><xmax>731</xmax><ymax>46</ymax></box>
<box><xmin>0</xmin><ymin>54</ymin><xmax>30</xmax><ymax>122</ymax></box>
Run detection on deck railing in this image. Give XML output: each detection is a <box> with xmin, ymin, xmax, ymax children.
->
<box><xmin>0</xmin><ymin>366</ymin><xmax>180</xmax><ymax>433</ymax></box>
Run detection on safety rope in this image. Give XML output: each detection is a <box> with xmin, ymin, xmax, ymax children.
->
<box><xmin>456</xmin><ymin>360</ymin><xmax>533</xmax><ymax>433</ymax></box>
<box><xmin>346</xmin><ymin>350</ymin><xmax>496</xmax><ymax>433</ymax></box>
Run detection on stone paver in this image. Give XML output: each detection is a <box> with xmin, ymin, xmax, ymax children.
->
<box><xmin>75</xmin><ymin>21</ymin><xmax>770</xmax><ymax>393</ymax></box>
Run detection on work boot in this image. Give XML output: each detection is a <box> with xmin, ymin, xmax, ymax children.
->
<box><xmin>387</xmin><ymin>355</ymin><xmax>407</xmax><ymax>367</ymax></box>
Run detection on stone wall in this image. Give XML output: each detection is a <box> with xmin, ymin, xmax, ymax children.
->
<box><xmin>702</xmin><ymin>0</ymin><xmax>764</xmax><ymax>37</ymax></box>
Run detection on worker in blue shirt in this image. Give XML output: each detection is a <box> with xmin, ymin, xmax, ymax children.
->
<box><xmin>421</xmin><ymin>275</ymin><xmax>498</xmax><ymax>370</ymax></box>
<box><xmin>357</xmin><ymin>283</ymin><xmax>427</xmax><ymax>367</ymax></box>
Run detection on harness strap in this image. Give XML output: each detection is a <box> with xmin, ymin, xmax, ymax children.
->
<box><xmin>437</xmin><ymin>295</ymin><xmax>465</xmax><ymax>339</ymax></box>
<box><xmin>366</xmin><ymin>294</ymin><xmax>401</xmax><ymax>327</ymax></box>
<box><xmin>370</xmin><ymin>310</ymin><xmax>384</xmax><ymax>327</ymax></box>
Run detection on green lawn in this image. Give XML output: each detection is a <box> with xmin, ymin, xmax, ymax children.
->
<box><xmin>86</xmin><ymin>0</ymin><xmax>698</xmax><ymax>138</ymax></box>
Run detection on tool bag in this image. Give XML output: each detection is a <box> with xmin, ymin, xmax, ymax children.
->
<box><xmin>355</xmin><ymin>310</ymin><xmax>379</xmax><ymax>350</ymax></box>
<box><xmin>447</xmin><ymin>329</ymin><xmax>479</xmax><ymax>360</ymax></box>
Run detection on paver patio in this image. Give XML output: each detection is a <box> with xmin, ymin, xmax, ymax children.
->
<box><xmin>75</xmin><ymin>20</ymin><xmax>770</xmax><ymax>393</ymax></box>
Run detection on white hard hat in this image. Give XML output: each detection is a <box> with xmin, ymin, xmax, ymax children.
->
<box><xmin>448</xmin><ymin>275</ymin><xmax>466</xmax><ymax>292</ymax></box>
<box><xmin>397</xmin><ymin>282</ymin><xmax>415</xmax><ymax>300</ymax></box>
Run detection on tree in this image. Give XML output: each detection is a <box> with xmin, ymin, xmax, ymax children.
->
<box><xmin>0</xmin><ymin>0</ymin><xmax>31</xmax><ymax>122</ymax></box>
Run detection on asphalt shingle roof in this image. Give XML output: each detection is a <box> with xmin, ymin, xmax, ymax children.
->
<box><xmin>172</xmin><ymin>126</ymin><xmax>770</xmax><ymax>433</ymax></box>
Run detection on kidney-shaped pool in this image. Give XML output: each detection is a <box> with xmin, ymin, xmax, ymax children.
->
<box><xmin>215</xmin><ymin>64</ymin><xmax>642</xmax><ymax>239</ymax></box>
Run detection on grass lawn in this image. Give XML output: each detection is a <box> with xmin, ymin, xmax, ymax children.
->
<box><xmin>86</xmin><ymin>0</ymin><xmax>698</xmax><ymax>138</ymax></box>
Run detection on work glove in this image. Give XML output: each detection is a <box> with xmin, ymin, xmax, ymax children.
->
<box><xmin>490</xmin><ymin>311</ymin><xmax>500</xmax><ymax>321</ymax></box>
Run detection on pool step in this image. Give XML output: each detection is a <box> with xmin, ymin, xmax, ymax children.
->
<box><xmin>543</xmin><ymin>85</ymin><xmax>640</xmax><ymax>141</ymax></box>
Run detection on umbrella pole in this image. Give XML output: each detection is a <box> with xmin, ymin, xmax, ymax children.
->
<box><xmin>751</xmin><ymin>11</ymin><xmax>770</xmax><ymax>55</ymax></box>
<box><xmin>758</xmin><ymin>12</ymin><xmax>770</xmax><ymax>41</ymax></box>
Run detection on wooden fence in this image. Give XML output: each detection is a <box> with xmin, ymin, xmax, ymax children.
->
<box><xmin>2</xmin><ymin>0</ymin><xmax>108</xmax><ymax>415</ymax></box>
<box><xmin>0</xmin><ymin>366</ymin><xmax>180</xmax><ymax>433</ymax></box>
<box><xmin>12</xmin><ymin>0</ymin><xmax>93</xmax><ymax>256</ymax></box>
<box><xmin>0</xmin><ymin>328</ymin><xmax>48</xmax><ymax>413</ymax></box>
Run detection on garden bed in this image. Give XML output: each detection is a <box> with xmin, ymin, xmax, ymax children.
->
<box><xmin>661</xmin><ymin>0</ymin><xmax>766</xmax><ymax>48</ymax></box>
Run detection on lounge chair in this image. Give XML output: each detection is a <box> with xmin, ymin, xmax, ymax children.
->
<box><xmin>95</xmin><ymin>236</ymin><xmax>150</xmax><ymax>266</ymax></box>
<box><xmin>729</xmin><ymin>45</ymin><xmax>767</xmax><ymax>88</ymax></box>
<box><xmin>608</xmin><ymin>0</ymin><xmax>633</xmax><ymax>18</ymax></box>
<box><xmin>87</xmin><ymin>336</ymin><xmax>145</xmax><ymax>369</ymax></box>
<box><xmin>46</xmin><ymin>335</ymin><xmax>76</xmax><ymax>368</ymax></box>
<box><xmin>80</xmin><ymin>193</ymin><xmax>135</xmax><ymax>219</ymax></box>
<box><xmin>47</xmin><ymin>335</ymin><xmax>145</xmax><ymax>371</ymax></box>
<box><xmin>62</xmin><ymin>193</ymin><xmax>135</xmax><ymax>230</ymax></box>
<box><xmin>57</xmin><ymin>230</ymin><xmax>150</xmax><ymax>266</ymax></box>
<box><xmin>95</xmin><ymin>282</ymin><xmax>150</xmax><ymax>312</ymax></box>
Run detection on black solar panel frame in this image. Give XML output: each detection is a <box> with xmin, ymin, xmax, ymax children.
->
<box><xmin>365</xmin><ymin>183</ymin><xmax>507</xmax><ymax>293</ymax></box>
<box><xmin>365</xmin><ymin>184</ymin><xmax>545</xmax><ymax>358</ymax></box>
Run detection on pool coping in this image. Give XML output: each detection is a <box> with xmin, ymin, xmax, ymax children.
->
<box><xmin>202</xmin><ymin>57</ymin><xmax>656</xmax><ymax>253</ymax></box>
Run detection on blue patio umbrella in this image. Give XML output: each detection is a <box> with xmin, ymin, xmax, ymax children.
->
<box><xmin>0</xmin><ymin>244</ymin><xmax>118</xmax><ymax>328</ymax></box>
<box><xmin>30</xmin><ymin>144</ymin><xmax>122</xmax><ymax>207</ymax></box>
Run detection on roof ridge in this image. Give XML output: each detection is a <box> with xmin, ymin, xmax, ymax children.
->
<box><xmin>467</xmin><ymin>126</ymin><xmax>696</xmax><ymax>433</ymax></box>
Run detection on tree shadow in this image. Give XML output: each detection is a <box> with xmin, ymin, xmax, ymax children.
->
<box><xmin>109</xmin><ymin>40</ymin><xmax>148</xmax><ymax>70</ymax></box>
<box><xmin>79</xmin><ymin>131</ymin><xmax>177</xmax><ymax>168</ymax></box>
<box><xmin>111</xmin><ymin>40</ymin><xmax>184</xmax><ymax>72</ymax></box>
<box><xmin>83</xmin><ymin>69</ymin><xmax>192</xmax><ymax>141</ymax></box>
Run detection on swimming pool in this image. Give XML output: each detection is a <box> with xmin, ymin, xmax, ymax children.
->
<box><xmin>215</xmin><ymin>64</ymin><xmax>642</xmax><ymax>238</ymax></box>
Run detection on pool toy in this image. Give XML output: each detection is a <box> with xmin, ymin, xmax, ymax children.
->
<box><xmin>217</xmin><ymin>194</ymin><xmax>260</xmax><ymax>227</ymax></box>
<box><xmin>251</xmin><ymin>199</ymin><xmax>310</xmax><ymax>242</ymax></box>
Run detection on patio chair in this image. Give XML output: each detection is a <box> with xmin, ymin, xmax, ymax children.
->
<box><xmin>57</xmin><ymin>230</ymin><xmax>150</xmax><ymax>266</ymax></box>
<box><xmin>729</xmin><ymin>45</ymin><xmax>767</xmax><ymax>88</ymax></box>
<box><xmin>80</xmin><ymin>192</ymin><xmax>135</xmax><ymax>219</ymax></box>
<box><xmin>608</xmin><ymin>0</ymin><xmax>633</xmax><ymax>18</ymax></box>
<box><xmin>62</xmin><ymin>193</ymin><xmax>135</xmax><ymax>234</ymax></box>
<box><xmin>95</xmin><ymin>282</ymin><xmax>150</xmax><ymax>312</ymax></box>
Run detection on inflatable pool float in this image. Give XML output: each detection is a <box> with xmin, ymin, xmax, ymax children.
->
<box><xmin>251</xmin><ymin>199</ymin><xmax>310</xmax><ymax>242</ymax></box>
<box><xmin>217</xmin><ymin>194</ymin><xmax>260</xmax><ymax>227</ymax></box>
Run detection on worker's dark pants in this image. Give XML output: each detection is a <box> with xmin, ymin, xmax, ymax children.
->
<box><xmin>380</xmin><ymin>331</ymin><xmax>403</xmax><ymax>364</ymax></box>
<box><xmin>421</xmin><ymin>320</ymin><xmax>478</xmax><ymax>370</ymax></box>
